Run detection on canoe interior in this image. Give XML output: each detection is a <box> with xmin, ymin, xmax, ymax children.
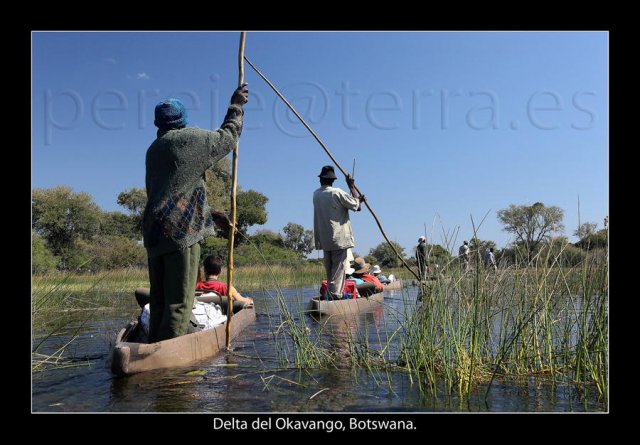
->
<box><xmin>134</xmin><ymin>287</ymin><xmax>244</xmax><ymax>313</ymax></box>
<box><xmin>111</xmin><ymin>305</ymin><xmax>255</xmax><ymax>376</ymax></box>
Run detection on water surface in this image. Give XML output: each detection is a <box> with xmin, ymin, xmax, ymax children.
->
<box><xmin>32</xmin><ymin>286</ymin><xmax>605</xmax><ymax>412</ymax></box>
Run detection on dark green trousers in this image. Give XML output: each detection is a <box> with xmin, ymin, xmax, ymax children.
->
<box><xmin>147</xmin><ymin>243</ymin><xmax>200</xmax><ymax>342</ymax></box>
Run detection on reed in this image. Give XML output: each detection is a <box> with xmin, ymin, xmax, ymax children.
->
<box><xmin>32</xmin><ymin>267</ymin><xmax>144</xmax><ymax>372</ymax></box>
<box><xmin>233</xmin><ymin>231</ymin><xmax>607</xmax><ymax>405</ymax></box>
<box><xmin>394</xmin><ymin>237</ymin><xmax>608</xmax><ymax>402</ymax></box>
<box><xmin>270</xmin><ymin>287</ymin><xmax>334</xmax><ymax>369</ymax></box>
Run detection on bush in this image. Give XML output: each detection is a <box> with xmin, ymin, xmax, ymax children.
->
<box><xmin>203</xmin><ymin>233</ymin><xmax>315</xmax><ymax>266</ymax></box>
<box><xmin>497</xmin><ymin>244</ymin><xmax>529</xmax><ymax>267</ymax></box>
<box><xmin>32</xmin><ymin>186</ymin><xmax>102</xmax><ymax>259</ymax></box>
<box><xmin>32</xmin><ymin>232</ymin><xmax>59</xmax><ymax>274</ymax></box>
<box><xmin>91</xmin><ymin>236</ymin><xmax>147</xmax><ymax>270</ymax></box>
<box><xmin>559</xmin><ymin>244</ymin><xmax>587</xmax><ymax>267</ymax></box>
<box><xmin>201</xmin><ymin>237</ymin><xmax>230</xmax><ymax>262</ymax></box>
<box><xmin>101</xmin><ymin>211</ymin><xmax>140</xmax><ymax>240</ymax></box>
<box><xmin>63</xmin><ymin>236</ymin><xmax>146</xmax><ymax>272</ymax></box>
<box><xmin>364</xmin><ymin>255</ymin><xmax>378</xmax><ymax>266</ymax></box>
<box><xmin>539</xmin><ymin>238</ymin><xmax>587</xmax><ymax>267</ymax></box>
<box><xmin>575</xmin><ymin>229</ymin><xmax>608</xmax><ymax>250</ymax></box>
<box><xmin>427</xmin><ymin>244</ymin><xmax>452</xmax><ymax>266</ymax></box>
<box><xmin>369</xmin><ymin>241</ymin><xmax>406</xmax><ymax>268</ymax></box>
<box><xmin>234</xmin><ymin>243</ymin><xmax>301</xmax><ymax>265</ymax></box>
<box><xmin>64</xmin><ymin>239</ymin><xmax>93</xmax><ymax>272</ymax></box>
<box><xmin>251</xmin><ymin>231</ymin><xmax>284</xmax><ymax>248</ymax></box>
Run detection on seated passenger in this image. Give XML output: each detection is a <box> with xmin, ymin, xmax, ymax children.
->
<box><xmin>371</xmin><ymin>265</ymin><xmax>391</xmax><ymax>284</ymax></box>
<box><xmin>351</xmin><ymin>257</ymin><xmax>384</xmax><ymax>294</ymax></box>
<box><xmin>345</xmin><ymin>266</ymin><xmax>364</xmax><ymax>285</ymax></box>
<box><xmin>196</xmin><ymin>255</ymin><xmax>254</xmax><ymax>307</ymax></box>
<box><xmin>320</xmin><ymin>268</ymin><xmax>358</xmax><ymax>300</ymax></box>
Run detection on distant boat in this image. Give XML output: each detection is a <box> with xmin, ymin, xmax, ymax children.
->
<box><xmin>308</xmin><ymin>293</ymin><xmax>384</xmax><ymax>317</ymax></box>
<box><xmin>112</xmin><ymin>290</ymin><xmax>255</xmax><ymax>376</ymax></box>
<box><xmin>382</xmin><ymin>279</ymin><xmax>403</xmax><ymax>291</ymax></box>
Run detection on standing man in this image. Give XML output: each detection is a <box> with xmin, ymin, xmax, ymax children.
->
<box><xmin>416</xmin><ymin>235</ymin><xmax>428</xmax><ymax>281</ymax></box>
<box><xmin>313</xmin><ymin>165</ymin><xmax>365</xmax><ymax>300</ymax></box>
<box><xmin>142</xmin><ymin>84</ymin><xmax>249</xmax><ymax>342</ymax></box>
<box><xmin>459</xmin><ymin>240</ymin><xmax>470</xmax><ymax>272</ymax></box>
<box><xmin>484</xmin><ymin>247</ymin><xmax>497</xmax><ymax>271</ymax></box>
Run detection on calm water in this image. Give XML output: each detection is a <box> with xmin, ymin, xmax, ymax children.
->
<box><xmin>32</xmin><ymin>286</ymin><xmax>606</xmax><ymax>412</ymax></box>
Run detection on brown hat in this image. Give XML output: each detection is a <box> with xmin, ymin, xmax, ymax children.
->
<box><xmin>352</xmin><ymin>257</ymin><xmax>370</xmax><ymax>273</ymax></box>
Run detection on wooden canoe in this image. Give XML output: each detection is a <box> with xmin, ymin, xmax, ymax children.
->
<box><xmin>111</xmin><ymin>305</ymin><xmax>255</xmax><ymax>376</ymax></box>
<box><xmin>308</xmin><ymin>292</ymin><xmax>384</xmax><ymax>317</ymax></box>
<box><xmin>382</xmin><ymin>280</ymin><xmax>403</xmax><ymax>291</ymax></box>
<box><xmin>195</xmin><ymin>292</ymin><xmax>243</xmax><ymax>312</ymax></box>
<box><xmin>134</xmin><ymin>287</ymin><xmax>245</xmax><ymax>313</ymax></box>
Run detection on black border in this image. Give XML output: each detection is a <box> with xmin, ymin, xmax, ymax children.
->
<box><xmin>22</xmin><ymin>16</ymin><xmax>618</xmax><ymax>435</ymax></box>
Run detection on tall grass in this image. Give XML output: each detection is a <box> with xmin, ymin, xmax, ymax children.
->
<box><xmin>395</xmin><ymin>237</ymin><xmax>608</xmax><ymax>401</ymax></box>
<box><xmin>210</xmin><ymin>234</ymin><xmax>608</xmax><ymax>405</ymax></box>
<box><xmin>270</xmin><ymin>290</ymin><xmax>335</xmax><ymax>368</ymax></box>
<box><xmin>32</xmin><ymin>267</ymin><xmax>142</xmax><ymax>372</ymax></box>
<box><xmin>32</xmin><ymin>264</ymin><xmax>325</xmax><ymax>294</ymax></box>
<box><xmin>218</xmin><ymin>264</ymin><xmax>325</xmax><ymax>291</ymax></box>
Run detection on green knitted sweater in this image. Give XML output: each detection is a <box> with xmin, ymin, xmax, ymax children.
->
<box><xmin>142</xmin><ymin>104</ymin><xmax>243</xmax><ymax>258</ymax></box>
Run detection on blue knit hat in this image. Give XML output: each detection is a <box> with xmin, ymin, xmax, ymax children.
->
<box><xmin>154</xmin><ymin>99</ymin><xmax>188</xmax><ymax>129</ymax></box>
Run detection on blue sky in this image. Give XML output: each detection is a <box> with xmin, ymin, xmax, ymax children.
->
<box><xmin>32</xmin><ymin>31</ymin><xmax>608</xmax><ymax>257</ymax></box>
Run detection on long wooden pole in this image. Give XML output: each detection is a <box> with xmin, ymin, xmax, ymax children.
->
<box><xmin>226</xmin><ymin>32</ymin><xmax>246</xmax><ymax>350</ymax></box>
<box><xmin>244</xmin><ymin>56</ymin><xmax>421</xmax><ymax>282</ymax></box>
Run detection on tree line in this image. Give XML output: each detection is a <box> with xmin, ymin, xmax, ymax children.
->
<box><xmin>357</xmin><ymin>202</ymin><xmax>607</xmax><ymax>270</ymax></box>
<box><xmin>33</xmin><ymin>165</ymin><xmax>607</xmax><ymax>274</ymax></box>
<box><xmin>32</xmin><ymin>158</ymin><xmax>314</xmax><ymax>273</ymax></box>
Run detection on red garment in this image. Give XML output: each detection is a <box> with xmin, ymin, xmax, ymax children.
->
<box><xmin>360</xmin><ymin>274</ymin><xmax>384</xmax><ymax>292</ymax></box>
<box><xmin>320</xmin><ymin>279</ymin><xmax>357</xmax><ymax>299</ymax></box>
<box><xmin>196</xmin><ymin>279</ymin><xmax>228</xmax><ymax>296</ymax></box>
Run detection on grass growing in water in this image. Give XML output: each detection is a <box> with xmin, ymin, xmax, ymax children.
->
<box><xmin>395</xmin><ymin>236</ymin><xmax>608</xmax><ymax>401</ymax></box>
<box><xmin>32</xmin><ymin>267</ymin><xmax>143</xmax><ymax>372</ymax></box>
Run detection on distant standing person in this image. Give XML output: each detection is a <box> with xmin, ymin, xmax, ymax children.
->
<box><xmin>313</xmin><ymin>165</ymin><xmax>365</xmax><ymax>300</ymax></box>
<box><xmin>459</xmin><ymin>241</ymin><xmax>470</xmax><ymax>271</ymax></box>
<box><xmin>416</xmin><ymin>236</ymin><xmax>428</xmax><ymax>281</ymax></box>
<box><xmin>142</xmin><ymin>85</ymin><xmax>249</xmax><ymax>342</ymax></box>
<box><xmin>484</xmin><ymin>248</ymin><xmax>497</xmax><ymax>271</ymax></box>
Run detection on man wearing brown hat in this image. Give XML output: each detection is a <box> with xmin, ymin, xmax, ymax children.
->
<box><xmin>351</xmin><ymin>257</ymin><xmax>384</xmax><ymax>296</ymax></box>
<box><xmin>313</xmin><ymin>165</ymin><xmax>364</xmax><ymax>300</ymax></box>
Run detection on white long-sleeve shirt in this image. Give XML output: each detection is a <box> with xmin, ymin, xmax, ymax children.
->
<box><xmin>313</xmin><ymin>185</ymin><xmax>360</xmax><ymax>251</ymax></box>
<box><xmin>484</xmin><ymin>250</ymin><xmax>496</xmax><ymax>266</ymax></box>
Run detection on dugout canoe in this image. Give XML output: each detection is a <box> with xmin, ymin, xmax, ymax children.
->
<box><xmin>382</xmin><ymin>280</ymin><xmax>403</xmax><ymax>291</ymax></box>
<box><xmin>308</xmin><ymin>292</ymin><xmax>384</xmax><ymax>317</ymax></box>
<box><xmin>111</xmin><ymin>301</ymin><xmax>255</xmax><ymax>376</ymax></box>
